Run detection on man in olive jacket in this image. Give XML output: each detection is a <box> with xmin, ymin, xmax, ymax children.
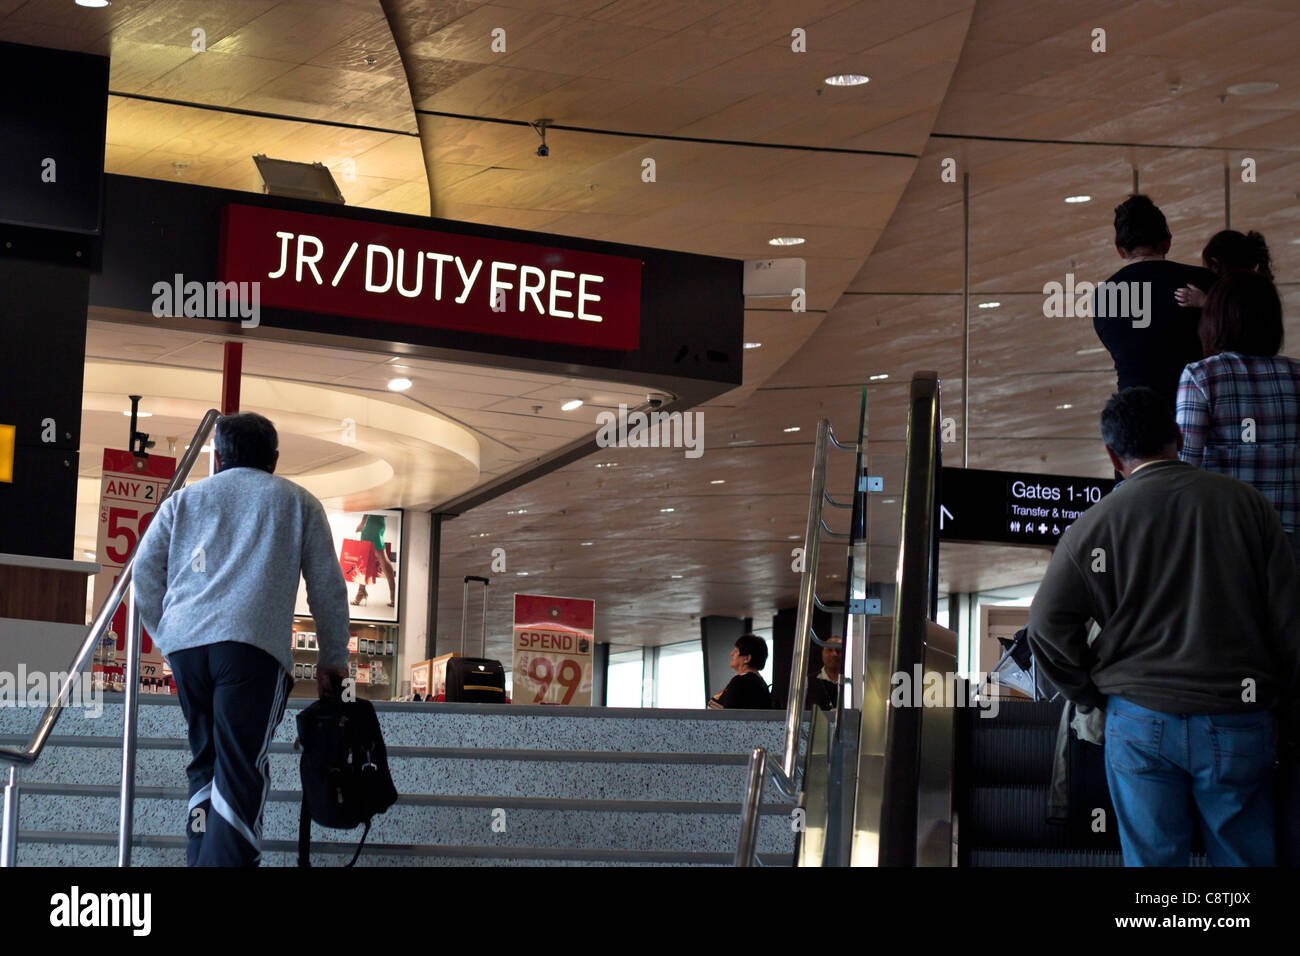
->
<box><xmin>1027</xmin><ymin>387</ymin><xmax>1300</xmax><ymax>866</ymax></box>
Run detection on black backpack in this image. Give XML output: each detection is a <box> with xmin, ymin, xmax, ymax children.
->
<box><xmin>294</xmin><ymin>695</ymin><xmax>398</xmax><ymax>867</ymax></box>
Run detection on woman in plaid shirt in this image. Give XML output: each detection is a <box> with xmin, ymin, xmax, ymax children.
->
<box><xmin>1177</xmin><ymin>271</ymin><xmax>1300</xmax><ymax>560</ymax></box>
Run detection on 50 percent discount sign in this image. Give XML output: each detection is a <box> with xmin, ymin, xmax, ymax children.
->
<box><xmin>512</xmin><ymin>593</ymin><xmax>595</xmax><ymax>706</ymax></box>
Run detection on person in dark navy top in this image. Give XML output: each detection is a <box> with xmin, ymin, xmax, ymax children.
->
<box><xmin>1093</xmin><ymin>194</ymin><xmax>1218</xmax><ymax>412</ymax></box>
<box><xmin>710</xmin><ymin>634</ymin><xmax>773</xmax><ymax>709</ymax></box>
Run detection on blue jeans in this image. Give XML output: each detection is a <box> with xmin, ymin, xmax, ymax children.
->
<box><xmin>1104</xmin><ymin>697</ymin><xmax>1276</xmax><ymax>866</ymax></box>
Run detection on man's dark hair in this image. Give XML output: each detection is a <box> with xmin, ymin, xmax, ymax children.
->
<box><xmin>1199</xmin><ymin>270</ymin><xmax>1284</xmax><ymax>358</ymax></box>
<box><xmin>1099</xmin><ymin>388</ymin><xmax>1180</xmax><ymax>462</ymax></box>
<box><xmin>1113</xmin><ymin>194</ymin><xmax>1170</xmax><ymax>253</ymax></box>
<box><xmin>214</xmin><ymin>412</ymin><xmax>278</xmax><ymax>472</ymax></box>
<box><xmin>735</xmin><ymin>634</ymin><xmax>768</xmax><ymax>671</ymax></box>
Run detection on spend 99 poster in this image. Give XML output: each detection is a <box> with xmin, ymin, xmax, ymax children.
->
<box><xmin>294</xmin><ymin>509</ymin><xmax>402</xmax><ymax>623</ymax></box>
<box><xmin>512</xmin><ymin>593</ymin><xmax>594</xmax><ymax>706</ymax></box>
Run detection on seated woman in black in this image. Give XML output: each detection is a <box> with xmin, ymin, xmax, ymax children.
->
<box><xmin>710</xmin><ymin>634</ymin><xmax>772</xmax><ymax>709</ymax></box>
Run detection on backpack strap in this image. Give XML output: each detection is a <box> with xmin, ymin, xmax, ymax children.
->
<box><xmin>345</xmin><ymin>819</ymin><xmax>371</xmax><ymax>868</ymax></box>
<box><xmin>298</xmin><ymin>796</ymin><xmax>312</xmax><ymax>867</ymax></box>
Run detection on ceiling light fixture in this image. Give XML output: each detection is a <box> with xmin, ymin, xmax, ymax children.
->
<box><xmin>710</xmin><ymin>479</ymin><xmax>726</xmax><ymax>485</ymax></box>
<box><xmin>516</xmin><ymin>571</ymin><xmax>530</xmax><ymax>576</ymax></box>
<box><xmin>560</xmin><ymin>399</ymin><xmax>583</xmax><ymax>411</ymax></box>
<box><xmin>1057</xmin><ymin>403</ymin><xmax>1073</xmax><ymax>410</ymax></box>
<box><xmin>1076</xmin><ymin>346</ymin><xmax>1107</xmax><ymax>355</ymax></box>
<box><xmin>506</xmin><ymin>509</ymin><xmax>528</xmax><ymax>516</ymax></box>
<box><xmin>1227</xmin><ymin>81</ymin><xmax>1278</xmax><ymax>96</ymax></box>
<box><xmin>670</xmin><ymin>574</ymin><xmax>683</xmax><ymax>579</ymax></box>
<box><xmin>768</xmin><ymin>236</ymin><xmax>805</xmax><ymax>246</ymax></box>
<box><xmin>783</xmin><ymin>426</ymin><xmax>800</xmax><ymax>433</ymax></box>
<box><xmin>659</xmin><ymin>507</ymin><xmax>675</xmax><ymax>513</ymax></box>
<box><xmin>978</xmin><ymin>301</ymin><xmax>1000</xmax><ymax>309</ymax></box>
<box><xmin>824</xmin><ymin>74</ymin><xmax>869</xmax><ymax>86</ymax></box>
<box><xmin>743</xmin><ymin>342</ymin><xmax>763</xmax><ymax>350</ymax></box>
<box><xmin>75</xmin><ymin>0</ymin><xmax>110</xmax><ymax>6</ymax></box>
<box><xmin>387</xmin><ymin>377</ymin><xmax>412</xmax><ymax>391</ymax></box>
<box><xmin>579</xmin><ymin>541</ymin><xmax>593</xmax><ymax>546</ymax></box>
<box><xmin>869</xmin><ymin>373</ymin><xmax>889</xmax><ymax>381</ymax></box>
<box><xmin>1064</xmin><ymin>195</ymin><xmax>1091</xmax><ymax>204</ymax></box>
<box><xmin>122</xmin><ymin>410</ymin><xmax>153</xmax><ymax>418</ymax></box>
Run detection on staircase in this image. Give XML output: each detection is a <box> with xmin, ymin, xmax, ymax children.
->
<box><xmin>1</xmin><ymin>697</ymin><xmax>796</xmax><ymax>866</ymax></box>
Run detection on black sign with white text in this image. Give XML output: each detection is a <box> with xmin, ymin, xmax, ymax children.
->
<box><xmin>939</xmin><ymin>467</ymin><xmax>1115</xmax><ymax>548</ymax></box>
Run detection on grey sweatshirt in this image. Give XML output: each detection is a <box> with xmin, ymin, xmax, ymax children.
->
<box><xmin>132</xmin><ymin>467</ymin><xmax>351</xmax><ymax>676</ymax></box>
<box><xmin>1027</xmin><ymin>459</ymin><xmax>1300</xmax><ymax>715</ymax></box>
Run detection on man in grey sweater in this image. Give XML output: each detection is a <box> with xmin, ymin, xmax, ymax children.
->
<box><xmin>1027</xmin><ymin>387</ymin><xmax>1300</xmax><ymax>866</ymax></box>
<box><xmin>133</xmin><ymin>412</ymin><xmax>351</xmax><ymax>866</ymax></box>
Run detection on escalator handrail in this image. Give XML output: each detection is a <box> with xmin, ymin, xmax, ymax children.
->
<box><xmin>876</xmin><ymin>371</ymin><xmax>941</xmax><ymax>867</ymax></box>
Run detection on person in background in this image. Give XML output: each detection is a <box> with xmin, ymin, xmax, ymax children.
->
<box><xmin>133</xmin><ymin>412</ymin><xmax>351</xmax><ymax>866</ymax></box>
<box><xmin>1026</xmin><ymin>388</ymin><xmax>1299</xmax><ymax>866</ymax></box>
<box><xmin>710</xmin><ymin>634</ymin><xmax>773</xmax><ymax>709</ymax></box>
<box><xmin>807</xmin><ymin>637</ymin><xmax>842</xmax><ymax>711</ymax></box>
<box><xmin>1093</xmin><ymin>195</ymin><xmax>1218</xmax><ymax>412</ymax></box>
<box><xmin>1174</xmin><ymin>229</ymin><xmax>1272</xmax><ymax>309</ymax></box>
<box><xmin>1176</xmin><ymin>271</ymin><xmax>1300</xmax><ymax>563</ymax></box>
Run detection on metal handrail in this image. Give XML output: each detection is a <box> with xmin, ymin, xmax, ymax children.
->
<box><xmin>0</xmin><ymin>408</ymin><xmax>222</xmax><ymax>867</ymax></box>
<box><xmin>734</xmin><ymin>748</ymin><xmax>767</xmax><ymax>866</ymax></box>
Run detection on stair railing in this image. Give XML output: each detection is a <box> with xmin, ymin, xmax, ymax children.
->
<box><xmin>736</xmin><ymin>388</ymin><xmax>872</xmax><ymax>865</ymax></box>
<box><xmin>0</xmin><ymin>409</ymin><xmax>222</xmax><ymax>867</ymax></box>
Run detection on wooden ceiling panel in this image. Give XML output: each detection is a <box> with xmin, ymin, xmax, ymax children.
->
<box><xmin>208</xmin><ymin>1</ymin><xmax>381</xmax><ymax>64</ymax></box>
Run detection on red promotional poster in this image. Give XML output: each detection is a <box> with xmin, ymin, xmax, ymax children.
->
<box><xmin>512</xmin><ymin>593</ymin><xmax>595</xmax><ymax>706</ymax></box>
<box><xmin>219</xmin><ymin>204</ymin><xmax>642</xmax><ymax>351</ymax></box>
<box><xmin>92</xmin><ymin>449</ymin><xmax>177</xmax><ymax>694</ymax></box>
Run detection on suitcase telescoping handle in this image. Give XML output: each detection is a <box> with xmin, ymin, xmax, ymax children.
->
<box><xmin>461</xmin><ymin>575</ymin><xmax>490</xmax><ymax>657</ymax></box>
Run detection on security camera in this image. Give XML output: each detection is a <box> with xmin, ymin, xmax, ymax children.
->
<box><xmin>537</xmin><ymin>143</ymin><xmax>549</xmax><ymax>158</ymax></box>
<box><xmin>531</xmin><ymin>118</ymin><xmax>552</xmax><ymax>159</ymax></box>
<box><xmin>646</xmin><ymin>394</ymin><xmax>668</xmax><ymax>409</ymax></box>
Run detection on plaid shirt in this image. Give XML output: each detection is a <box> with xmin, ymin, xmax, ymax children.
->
<box><xmin>1177</xmin><ymin>352</ymin><xmax>1300</xmax><ymax>531</ymax></box>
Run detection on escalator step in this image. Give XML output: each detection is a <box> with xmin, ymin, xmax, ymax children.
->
<box><xmin>965</xmin><ymin>725</ymin><xmax>1055</xmax><ymax>787</ymax></box>
<box><xmin>970</xmin><ymin>849</ymin><xmax>1211</xmax><ymax>867</ymax></box>
<box><xmin>964</xmin><ymin>785</ymin><xmax>1066</xmax><ymax>849</ymax></box>
<box><xmin>977</xmin><ymin>698</ymin><xmax>1066</xmax><ymax>729</ymax></box>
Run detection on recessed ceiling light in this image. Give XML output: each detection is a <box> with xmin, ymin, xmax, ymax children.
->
<box><xmin>783</xmin><ymin>426</ymin><xmax>800</xmax><ymax>433</ymax></box>
<box><xmin>768</xmin><ymin>236</ymin><xmax>805</xmax><ymax>246</ymax></box>
<box><xmin>75</xmin><ymin>0</ymin><xmax>110</xmax><ymax>7</ymax></box>
<box><xmin>122</xmin><ymin>410</ymin><xmax>153</xmax><ymax>418</ymax></box>
<box><xmin>787</xmin><ymin>534</ymin><xmax>800</xmax><ymax>540</ymax></box>
<box><xmin>594</xmin><ymin>462</ymin><xmax>618</xmax><ymax>469</ymax></box>
<box><xmin>882</xmin><ymin>498</ymin><xmax>897</xmax><ymax>504</ymax></box>
<box><xmin>1057</xmin><ymin>403</ymin><xmax>1073</xmax><ymax>410</ymax></box>
<box><xmin>743</xmin><ymin>342</ymin><xmax>763</xmax><ymax>350</ymax></box>
<box><xmin>1076</xmin><ymin>346</ymin><xmax>1107</xmax><ymax>355</ymax></box>
<box><xmin>387</xmin><ymin>377</ymin><xmax>412</xmax><ymax>391</ymax></box>
<box><xmin>516</xmin><ymin>571</ymin><xmax>529</xmax><ymax>576</ymax></box>
<box><xmin>710</xmin><ymin>479</ymin><xmax>726</xmax><ymax>485</ymax></box>
<box><xmin>978</xmin><ymin>301</ymin><xmax>1000</xmax><ymax>309</ymax></box>
<box><xmin>506</xmin><ymin>509</ymin><xmax>528</xmax><ymax>515</ymax></box>
<box><xmin>659</xmin><ymin>507</ymin><xmax>675</xmax><ymax>513</ymax></box>
<box><xmin>579</xmin><ymin>541</ymin><xmax>593</xmax><ymax>546</ymax></box>
<box><xmin>869</xmin><ymin>373</ymin><xmax>889</xmax><ymax>381</ymax></box>
<box><xmin>824</xmin><ymin>74</ymin><xmax>869</xmax><ymax>86</ymax></box>
<box><xmin>560</xmin><ymin>399</ymin><xmax>583</xmax><ymax>411</ymax></box>
<box><xmin>1227</xmin><ymin>81</ymin><xmax>1278</xmax><ymax>96</ymax></box>
<box><xmin>1290</xmin><ymin>238</ymin><xmax>1300</xmax><ymax>245</ymax></box>
<box><xmin>670</xmin><ymin>574</ymin><xmax>683</xmax><ymax>579</ymax></box>
<box><xmin>1064</xmin><ymin>195</ymin><xmax>1091</xmax><ymax>204</ymax></box>
<box><xmin>473</xmin><ymin>532</ymin><xmax>489</xmax><ymax>538</ymax></box>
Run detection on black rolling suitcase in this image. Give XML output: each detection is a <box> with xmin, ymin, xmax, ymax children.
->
<box><xmin>445</xmin><ymin>575</ymin><xmax>507</xmax><ymax>703</ymax></box>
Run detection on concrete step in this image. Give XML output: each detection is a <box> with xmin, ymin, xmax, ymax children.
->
<box><xmin>15</xmin><ymin>831</ymin><xmax>792</xmax><ymax>867</ymax></box>
<box><xmin>0</xmin><ymin>697</ymin><xmax>787</xmax><ymax>754</ymax></box>
<box><xmin>1</xmin><ymin>737</ymin><xmax>788</xmax><ymax>804</ymax></box>
<box><xmin>17</xmin><ymin>786</ymin><xmax>796</xmax><ymax>856</ymax></box>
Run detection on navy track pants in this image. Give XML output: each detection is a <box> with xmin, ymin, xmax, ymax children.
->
<box><xmin>168</xmin><ymin>642</ymin><xmax>292</xmax><ymax>866</ymax></box>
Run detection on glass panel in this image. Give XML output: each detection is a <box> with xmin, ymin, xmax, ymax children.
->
<box><xmin>655</xmin><ymin>640</ymin><xmax>705</xmax><ymax>709</ymax></box>
<box><xmin>606</xmin><ymin>645</ymin><xmax>644</xmax><ymax>708</ymax></box>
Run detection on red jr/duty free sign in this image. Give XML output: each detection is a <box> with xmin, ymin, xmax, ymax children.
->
<box><xmin>219</xmin><ymin>204</ymin><xmax>642</xmax><ymax>350</ymax></box>
<box><xmin>512</xmin><ymin>593</ymin><xmax>595</xmax><ymax>706</ymax></box>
